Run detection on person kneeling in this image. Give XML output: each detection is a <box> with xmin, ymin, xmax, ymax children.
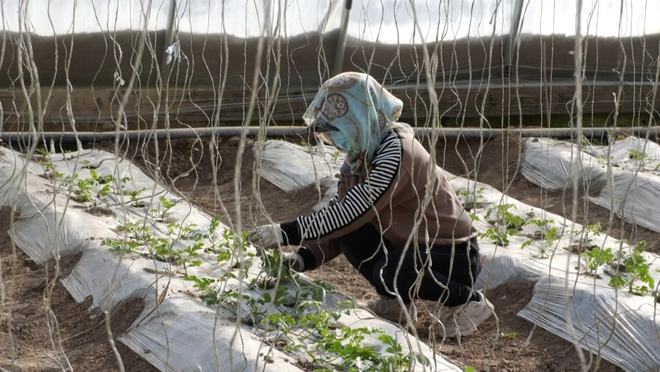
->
<box><xmin>250</xmin><ymin>72</ymin><xmax>493</xmax><ymax>338</ymax></box>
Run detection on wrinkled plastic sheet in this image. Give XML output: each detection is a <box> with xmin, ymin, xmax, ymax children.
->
<box><xmin>0</xmin><ymin>146</ymin><xmax>457</xmax><ymax>372</ymax></box>
<box><xmin>261</xmin><ymin>139</ymin><xmax>660</xmax><ymax>372</ymax></box>
<box><xmin>521</xmin><ymin>136</ymin><xmax>660</xmax><ymax>233</ymax></box>
<box><xmin>449</xmin><ymin>178</ymin><xmax>660</xmax><ymax>371</ymax></box>
<box><xmin>256</xmin><ymin>140</ymin><xmax>344</xmax><ymax>210</ymax></box>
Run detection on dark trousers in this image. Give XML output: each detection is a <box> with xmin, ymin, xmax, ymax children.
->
<box><xmin>337</xmin><ymin>223</ymin><xmax>481</xmax><ymax>307</ymax></box>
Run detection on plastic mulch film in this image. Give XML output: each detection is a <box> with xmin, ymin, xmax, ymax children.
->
<box><xmin>256</xmin><ymin>140</ymin><xmax>345</xmax><ymax>210</ymax></box>
<box><xmin>261</xmin><ymin>140</ymin><xmax>660</xmax><ymax>372</ymax></box>
<box><xmin>519</xmin><ymin>137</ymin><xmax>608</xmax><ymax>195</ymax></box>
<box><xmin>521</xmin><ymin>137</ymin><xmax>660</xmax><ymax>233</ymax></box>
<box><xmin>0</xmin><ymin>146</ymin><xmax>456</xmax><ymax>371</ymax></box>
<box><xmin>518</xmin><ymin>278</ymin><xmax>660</xmax><ymax>371</ymax></box>
<box><xmin>448</xmin><ymin>178</ymin><xmax>660</xmax><ymax>371</ymax></box>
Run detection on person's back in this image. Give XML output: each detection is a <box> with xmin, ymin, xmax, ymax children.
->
<box><xmin>373</xmin><ymin>129</ymin><xmax>475</xmax><ymax>248</ymax></box>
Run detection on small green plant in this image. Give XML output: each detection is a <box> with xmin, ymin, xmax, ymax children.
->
<box><xmin>35</xmin><ymin>148</ymin><xmax>64</xmax><ymax>179</ymax></box>
<box><xmin>486</xmin><ymin>204</ymin><xmax>525</xmax><ymax>232</ymax></box>
<box><xmin>72</xmin><ymin>176</ymin><xmax>94</xmax><ymax>203</ymax></box>
<box><xmin>525</xmin><ymin>218</ymin><xmax>553</xmax><ymax>237</ymax></box>
<box><xmin>480</xmin><ymin>226</ymin><xmax>510</xmax><ymax>246</ymax></box>
<box><xmin>521</xmin><ymin>219</ymin><xmax>558</xmax><ymax>259</ymax></box>
<box><xmin>570</xmin><ymin>223</ymin><xmax>603</xmax><ymax>252</ymax></box>
<box><xmin>458</xmin><ymin>187</ymin><xmax>486</xmax><ymax>210</ymax></box>
<box><xmin>101</xmin><ymin>236</ymin><xmax>141</xmax><ymax>255</ymax></box>
<box><xmin>582</xmin><ymin>247</ymin><xmax>614</xmax><ymax>277</ymax></box>
<box><xmin>502</xmin><ymin>331</ymin><xmax>519</xmax><ymax>340</ymax></box>
<box><xmin>155</xmin><ymin>196</ymin><xmax>177</xmax><ymax>220</ymax></box>
<box><xmin>329</xmin><ymin>149</ymin><xmax>343</xmax><ymax>162</ymax></box>
<box><xmin>628</xmin><ymin>149</ymin><xmax>648</xmax><ymax>161</ymax></box>
<box><xmin>184</xmin><ymin>274</ymin><xmax>220</xmax><ymax>305</ymax></box>
<box><xmin>468</xmin><ymin>212</ymin><xmax>480</xmax><ymax>221</ymax></box>
<box><xmin>124</xmin><ymin>188</ymin><xmax>145</xmax><ymax>204</ymax></box>
<box><xmin>608</xmin><ymin>241</ymin><xmax>655</xmax><ymax>295</ymax></box>
<box><xmin>59</xmin><ymin>169</ymin><xmax>117</xmax><ymax>209</ymax></box>
<box><xmin>102</xmin><ymin>221</ymin><xmax>153</xmax><ymax>256</ymax></box>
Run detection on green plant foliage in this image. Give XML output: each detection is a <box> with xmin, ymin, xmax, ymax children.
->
<box><xmin>35</xmin><ymin>148</ymin><xmax>64</xmax><ymax>179</ymax></box>
<box><xmin>522</xmin><ymin>219</ymin><xmax>560</xmax><ymax>258</ymax></box>
<box><xmin>486</xmin><ymin>204</ymin><xmax>525</xmax><ymax>232</ymax></box>
<box><xmin>628</xmin><ymin>149</ymin><xmax>648</xmax><ymax>161</ymax></box>
<box><xmin>571</xmin><ymin>223</ymin><xmax>603</xmax><ymax>250</ymax></box>
<box><xmin>95</xmin><ymin>183</ymin><xmax>423</xmax><ymax>370</ymax></box>
<box><xmin>184</xmin><ymin>274</ymin><xmax>220</xmax><ymax>305</ymax></box>
<box><xmin>480</xmin><ymin>226</ymin><xmax>510</xmax><ymax>246</ymax></box>
<box><xmin>155</xmin><ymin>196</ymin><xmax>177</xmax><ymax>219</ymax></box>
<box><xmin>608</xmin><ymin>241</ymin><xmax>655</xmax><ymax>295</ymax></box>
<box><xmin>458</xmin><ymin>187</ymin><xmax>485</xmax><ymax>210</ymax></box>
<box><xmin>582</xmin><ymin>247</ymin><xmax>614</xmax><ymax>276</ymax></box>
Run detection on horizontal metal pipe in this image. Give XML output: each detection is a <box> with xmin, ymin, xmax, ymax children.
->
<box><xmin>0</xmin><ymin>126</ymin><xmax>658</xmax><ymax>144</ymax></box>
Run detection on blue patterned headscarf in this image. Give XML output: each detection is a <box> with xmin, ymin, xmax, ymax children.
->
<box><xmin>303</xmin><ymin>72</ymin><xmax>408</xmax><ymax>175</ymax></box>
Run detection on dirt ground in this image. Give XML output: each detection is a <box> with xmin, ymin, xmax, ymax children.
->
<box><xmin>3</xmin><ymin>132</ymin><xmax>656</xmax><ymax>370</ymax></box>
<box><xmin>126</xmin><ymin>135</ymin><xmax>635</xmax><ymax>371</ymax></box>
<box><xmin>0</xmin><ymin>208</ymin><xmax>157</xmax><ymax>371</ymax></box>
<box><xmin>432</xmin><ymin>134</ymin><xmax>660</xmax><ymax>254</ymax></box>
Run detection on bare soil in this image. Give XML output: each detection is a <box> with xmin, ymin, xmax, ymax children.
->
<box><xmin>126</xmin><ymin>135</ymin><xmax>634</xmax><ymax>371</ymax></box>
<box><xmin>0</xmin><ymin>208</ymin><xmax>156</xmax><ymax>372</ymax></box>
<box><xmin>5</xmin><ymin>132</ymin><xmax>656</xmax><ymax>370</ymax></box>
<box><xmin>432</xmin><ymin>134</ymin><xmax>660</xmax><ymax>254</ymax></box>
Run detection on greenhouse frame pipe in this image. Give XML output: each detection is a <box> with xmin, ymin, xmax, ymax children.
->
<box><xmin>332</xmin><ymin>0</ymin><xmax>353</xmax><ymax>76</ymax></box>
<box><xmin>1</xmin><ymin>126</ymin><xmax>658</xmax><ymax>144</ymax></box>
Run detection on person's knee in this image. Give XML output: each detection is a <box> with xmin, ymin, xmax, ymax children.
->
<box><xmin>371</xmin><ymin>253</ymin><xmax>416</xmax><ymax>302</ymax></box>
<box><xmin>439</xmin><ymin>292</ymin><xmax>471</xmax><ymax>307</ymax></box>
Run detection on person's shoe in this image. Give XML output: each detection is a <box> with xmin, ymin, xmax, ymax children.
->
<box><xmin>442</xmin><ymin>290</ymin><xmax>494</xmax><ymax>339</ymax></box>
<box><xmin>368</xmin><ymin>296</ymin><xmax>417</xmax><ymax>323</ymax></box>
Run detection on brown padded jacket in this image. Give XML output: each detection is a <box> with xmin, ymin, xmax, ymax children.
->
<box><xmin>280</xmin><ymin>129</ymin><xmax>475</xmax><ymax>270</ymax></box>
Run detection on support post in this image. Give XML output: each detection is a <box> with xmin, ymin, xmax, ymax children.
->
<box><xmin>161</xmin><ymin>0</ymin><xmax>178</xmax><ymax>81</ymax></box>
<box><xmin>332</xmin><ymin>0</ymin><xmax>353</xmax><ymax>76</ymax></box>
<box><xmin>505</xmin><ymin>0</ymin><xmax>525</xmax><ymax>73</ymax></box>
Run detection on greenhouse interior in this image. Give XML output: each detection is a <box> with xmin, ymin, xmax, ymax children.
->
<box><xmin>0</xmin><ymin>0</ymin><xmax>659</xmax><ymax>371</ymax></box>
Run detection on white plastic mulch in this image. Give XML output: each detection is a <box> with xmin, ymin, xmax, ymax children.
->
<box><xmin>260</xmin><ymin>139</ymin><xmax>660</xmax><ymax>371</ymax></box>
<box><xmin>0</xmin><ymin>146</ymin><xmax>456</xmax><ymax>371</ymax></box>
<box><xmin>521</xmin><ymin>136</ymin><xmax>660</xmax><ymax>233</ymax></box>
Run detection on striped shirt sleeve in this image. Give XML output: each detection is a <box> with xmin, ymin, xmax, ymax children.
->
<box><xmin>281</xmin><ymin>132</ymin><xmax>402</xmax><ymax>245</ymax></box>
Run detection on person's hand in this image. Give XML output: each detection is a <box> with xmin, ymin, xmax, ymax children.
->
<box><xmin>282</xmin><ymin>252</ymin><xmax>305</xmax><ymax>272</ymax></box>
<box><xmin>248</xmin><ymin>224</ymin><xmax>284</xmax><ymax>250</ymax></box>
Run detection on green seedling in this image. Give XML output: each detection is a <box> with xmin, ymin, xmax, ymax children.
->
<box><xmin>60</xmin><ymin>170</ymin><xmax>117</xmax><ymax>209</ymax></box>
<box><xmin>206</xmin><ymin>216</ymin><xmax>222</xmax><ymax>250</ymax></box>
<box><xmin>124</xmin><ymin>188</ymin><xmax>146</xmax><ymax>206</ymax></box>
<box><xmin>521</xmin><ymin>221</ymin><xmax>558</xmax><ymax>259</ymax></box>
<box><xmin>628</xmin><ymin>149</ymin><xmax>648</xmax><ymax>161</ymax></box>
<box><xmin>35</xmin><ymin>148</ymin><xmax>64</xmax><ymax>179</ymax></box>
<box><xmin>486</xmin><ymin>204</ymin><xmax>525</xmax><ymax>232</ymax></box>
<box><xmin>569</xmin><ymin>223</ymin><xmax>603</xmax><ymax>252</ymax></box>
<box><xmin>525</xmin><ymin>218</ymin><xmax>554</xmax><ymax>238</ymax></box>
<box><xmin>609</xmin><ymin>241</ymin><xmax>655</xmax><ymax>295</ymax></box>
<box><xmin>156</xmin><ymin>196</ymin><xmax>177</xmax><ymax>220</ymax></box>
<box><xmin>480</xmin><ymin>226</ymin><xmax>510</xmax><ymax>246</ymax></box>
<box><xmin>582</xmin><ymin>247</ymin><xmax>614</xmax><ymax>277</ymax></box>
<box><xmin>458</xmin><ymin>187</ymin><xmax>486</xmax><ymax>211</ymax></box>
<box><xmin>89</xmin><ymin>169</ymin><xmax>114</xmax><ymax>186</ymax></box>
<box><xmin>101</xmin><ymin>237</ymin><xmax>140</xmax><ymax>255</ymax></box>
<box><xmin>184</xmin><ymin>274</ymin><xmax>220</xmax><ymax>305</ymax></box>
<box><xmin>74</xmin><ymin>177</ymin><xmax>94</xmax><ymax>203</ymax></box>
